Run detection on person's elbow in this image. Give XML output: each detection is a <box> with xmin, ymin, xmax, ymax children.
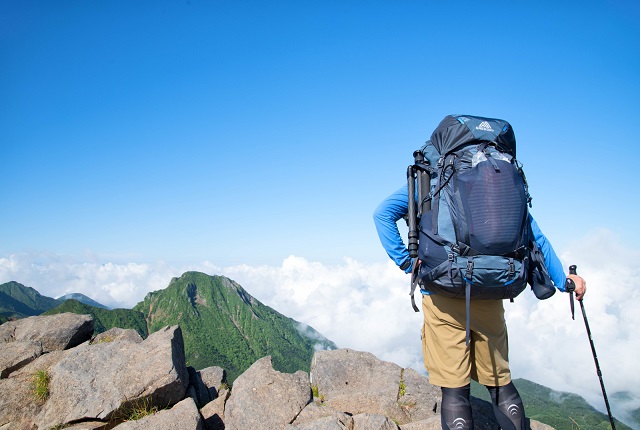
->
<box><xmin>373</xmin><ymin>202</ymin><xmax>388</xmax><ymax>227</ymax></box>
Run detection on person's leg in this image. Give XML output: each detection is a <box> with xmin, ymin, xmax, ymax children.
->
<box><xmin>486</xmin><ymin>382</ymin><xmax>527</xmax><ymax>430</ymax></box>
<box><xmin>421</xmin><ymin>295</ymin><xmax>472</xmax><ymax>387</ymax></box>
<box><xmin>441</xmin><ymin>384</ymin><xmax>474</xmax><ymax>430</ymax></box>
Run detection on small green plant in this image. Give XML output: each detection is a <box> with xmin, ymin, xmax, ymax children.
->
<box><xmin>398</xmin><ymin>379</ymin><xmax>406</xmax><ymax>397</ymax></box>
<box><xmin>31</xmin><ymin>369</ymin><xmax>50</xmax><ymax>402</ymax></box>
<box><xmin>93</xmin><ymin>335</ymin><xmax>116</xmax><ymax>344</ymax></box>
<box><xmin>218</xmin><ymin>381</ymin><xmax>230</xmax><ymax>392</ymax></box>
<box><xmin>310</xmin><ymin>384</ymin><xmax>326</xmax><ymax>404</ymax></box>
<box><xmin>122</xmin><ymin>397</ymin><xmax>158</xmax><ymax>421</ymax></box>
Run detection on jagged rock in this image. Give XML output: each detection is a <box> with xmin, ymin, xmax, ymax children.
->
<box><xmin>35</xmin><ymin>325</ymin><xmax>189</xmax><ymax>429</ymax></box>
<box><xmin>352</xmin><ymin>413</ymin><xmax>399</xmax><ymax>430</ymax></box>
<box><xmin>60</xmin><ymin>422</ymin><xmax>109</xmax><ymax>429</ymax></box>
<box><xmin>288</xmin><ymin>401</ymin><xmax>354</xmax><ymax>429</ymax></box>
<box><xmin>0</xmin><ymin>350</ymin><xmax>67</xmax><ymax>430</ymax></box>
<box><xmin>398</xmin><ymin>416</ymin><xmax>441</xmax><ymax>430</ymax></box>
<box><xmin>186</xmin><ymin>365</ymin><xmax>227</xmax><ymax>408</ymax></box>
<box><xmin>397</xmin><ymin>368</ymin><xmax>440</xmax><ymax>423</ymax></box>
<box><xmin>288</xmin><ymin>414</ymin><xmax>353</xmax><ymax>430</ymax></box>
<box><xmin>0</xmin><ymin>339</ymin><xmax>42</xmax><ymax>378</ymax></box>
<box><xmin>310</xmin><ymin>349</ymin><xmax>436</xmax><ymax>425</ymax></box>
<box><xmin>0</xmin><ymin>313</ymin><xmax>93</xmax><ymax>352</ymax></box>
<box><xmin>187</xmin><ymin>366</ymin><xmax>213</xmax><ymax>407</ymax></box>
<box><xmin>224</xmin><ymin>356</ymin><xmax>312</xmax><ymax>430</ymax></box>
<box><xmin>92</xmin><ymin>327</ymin><xmax>143</xmax><ymax>344</ymax></box>
<box><xmin>201</xmin><ymin>389</ymin><xmax>229</xmax><ymax>430</ymax></box>
<box><xmin>199</xmin><ymin>365</ymin><xmax>226</xmax><ymax>399</ymax></box>
<box><xmin>112</xmin><ymin>397</ymin><xmax>204</xmax><ymax>429</ymax></box>
<box><xmin>0</xmin><ymin>311</ymin><xmax>558</xmax><ymax>430</ymax></box>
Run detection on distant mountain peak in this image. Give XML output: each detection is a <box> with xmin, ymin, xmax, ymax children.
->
<box><xmin>56</xmin><ymin>293</ymin><xmax>109</xmax><ymax>309</ymax></box>
<box><xmin>134</xmin><ymin>271</ymin><xmax>336</xmax><ymax>382</ymax></box>
<box><xmin>0</xmin><ymin>280</ymin><xmax>61</xmax><ymax>318</ymax></box>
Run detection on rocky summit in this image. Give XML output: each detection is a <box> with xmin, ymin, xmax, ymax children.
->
<box><xmin>0</xmin><ymin>313</ymin><xmax>555</xmax><ymax>430</ymax></box>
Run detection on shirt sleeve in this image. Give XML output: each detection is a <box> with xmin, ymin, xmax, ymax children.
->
<box><xmin>373</xmin><ymin>185</ymin><xmax>412</xmax><ymax>273</ymax></box>
<box><xmin>529</xmin><ymin>214</ymin><xmax>567</xmax><ymax>291</ymax></box>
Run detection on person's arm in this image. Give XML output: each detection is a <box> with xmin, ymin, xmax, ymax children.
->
<box><xmin>529</xmin><ymin>215</ymin><xmax>587</xmax><ymax>299</ymax></box>
<box><xmin>373</xmin><ymin>185</ymin><xmax>412</xmax><ymax>273</ymax></box>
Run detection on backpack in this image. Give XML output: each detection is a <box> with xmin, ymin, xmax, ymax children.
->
<box><xmin>406</xmin><ymin>115</ymin><xmax>554</xmax><ymax>341</ymax></box>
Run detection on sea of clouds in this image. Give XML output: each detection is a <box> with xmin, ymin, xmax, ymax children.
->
<box><xmin>1</xmin><ymin>228</ymin><xmax>638</xmax><ymax>427</ymax></box>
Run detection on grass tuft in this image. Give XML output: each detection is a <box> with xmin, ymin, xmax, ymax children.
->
<box><xmin>31</xmin><ymin>369</ymin><xmax>51</xmax><ymax>402</ymax></box>
<box><xmin>122</xmin><ymin>397</ymin><xmax>158</xmax><ymax>421</ymax></box>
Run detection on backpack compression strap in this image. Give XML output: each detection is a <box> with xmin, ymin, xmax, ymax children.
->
<box><xmin>410</xmin><ymin>258</ymin><xmax>420</xmax><ymax>312</ymax></box>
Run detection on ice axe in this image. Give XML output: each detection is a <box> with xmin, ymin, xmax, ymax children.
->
<box><xmin>565</xmin><ymin>265</ymin><xmax>616</xmax><ymax>430</ymax></box>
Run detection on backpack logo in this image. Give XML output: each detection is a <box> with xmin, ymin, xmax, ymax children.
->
<box><xmin>475</xmin><ymin>121</ymin><xmax>494</xmax><ymax>132</ymax></box>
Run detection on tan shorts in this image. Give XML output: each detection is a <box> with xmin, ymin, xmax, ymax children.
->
<box><xmin>421</xmin><ymin>294</ymin><xmax>511</xmax><ymax>388</ymax></box>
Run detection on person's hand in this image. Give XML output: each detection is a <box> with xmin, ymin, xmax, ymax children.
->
<box><xmin>567</xmin><ymin>274</ymin><xmax>587</xmax><ymax>300</ymax></box>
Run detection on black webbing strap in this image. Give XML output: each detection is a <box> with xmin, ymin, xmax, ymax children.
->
<box><xmin>410</xmin><ymin>258</ymin><xmax>420</xmax><ymax>312</ymax></box>
<box><xmin>464</xmin><ymin>258</ymin><xmax>474</xmax><ymax>346</ymax></box>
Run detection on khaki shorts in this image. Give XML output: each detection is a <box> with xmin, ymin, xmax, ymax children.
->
<box><xmin>421</xmin><ymin>294</ymin><xmax>511</xmax><ymax>388</ymax></box>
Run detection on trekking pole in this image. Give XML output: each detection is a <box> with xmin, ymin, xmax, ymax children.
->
<box><xmin>406</xmin><ymin>163</ymin><xmax>419</xmax><ymax>259</ymax></box>
<box><xmin>566</xmin><ymin>265</ymin><xmax>616</xmax><ymax>430</ymax></box>
<box><xmin>407</xmin><ymin>150</ymin><xmax>431</xmax><ymax>260</ymax></box>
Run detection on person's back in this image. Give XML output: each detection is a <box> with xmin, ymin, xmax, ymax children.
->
<box><xmin>373</xmin><ymin>114</ymin><xmax>587</xmax><ymax>430</ymax></box>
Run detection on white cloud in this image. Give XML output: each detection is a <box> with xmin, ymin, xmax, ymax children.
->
<box><xmin>506</xmin><ymin>228</ymin><xmax>640</xmax><ymax>424</ymax></box>
<box><xmin>1</xmin><ymin>229</ymin><xmax>638</xmax><ymax>426</ymax></box>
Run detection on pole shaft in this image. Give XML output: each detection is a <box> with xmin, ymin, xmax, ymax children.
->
<box><xmin>579</xmin><ymin>300</ymin><xmax>616</xmax><ymax>429</ymax></box>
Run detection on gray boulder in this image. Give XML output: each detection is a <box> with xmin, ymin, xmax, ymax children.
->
<box><xmin>398</xmin><ymin>416</ymin><xmax>441</xmax><ymax>430</ymax></box>
<box><xmin>310</xmin><ymin>349</ymin><xmax>437</xmax><ymax>425</ymax></box>
<box><xmin>224</xmin><ymin>356</ymin><xmax>312</xmax><ymax>430</ymax></box>
<box><xmin>352</xmin><ymin>414</ymin><xmax>399</xmax><ymax>430</ymax></box>
<box><xmin>288</xmin><ymin>415</ymin><xmax>353</xmax><ymax>430</ymax></box>
<box><xmin>112</xmin><ymin>397</ymin><xmax>204</xmax><ymax>430</ymax></box>
<box><xmin>0</xmin><ymin>339</ymin><xmax>42</xmax><ymax>379</ymax></box>
<box><xmin>199</xmin><ymin>365</ymin><xmax>227</xmax><ymax>399</ymax></box>
<box><xmin>397</xmin><ymin>368</ymin><xmax>440</xmax><ymax>423</ymax></box>
<box><xmin>0</xmin><ymin>350</ymin><xmax>67</xmax><ymax>430</ymax></box>
<box><xmin>201</xmin><ymin>389</ymin><xmax>229</xmax><ymax>430</ymax></box>
<box><xmin>0</xmin><ymin>313</ymin><xmax>94</xmax><ymax>352</ymax></box>
<box><xmin>288</xmin><ymin>402</ymin><xmax>354</xmax><ymax>429</ymax></box>
<box><xmin>92</xmin><ymin>327</ymin><xmax>143</xmax><ymax>344</ymax></box>
<box><xmin>35</xmin><ymin>325</ymin><xmax>189</xmax><ymax>429</ymax></box>
<box><xmin>0</xmin><ymin>312</ymin><xmax>559</xmax><ymax>430</ymax></box>
<box><xmin>186</xmin><ymin>365</ymin><xmax>227</xmax><ymax>408</ymax></box>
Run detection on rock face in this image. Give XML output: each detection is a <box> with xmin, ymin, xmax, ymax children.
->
<box><xmin>0</xmin><ymin>314</ymin><xmax>556</xmax><ymax>430</ymax></box>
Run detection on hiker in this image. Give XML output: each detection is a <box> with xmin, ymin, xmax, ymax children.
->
<box><xmin>373</xmin><ymin>115</ymin><xmax>586</xmax><ymax>430</ymax></box>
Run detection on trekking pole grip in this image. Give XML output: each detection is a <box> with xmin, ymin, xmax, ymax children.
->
<box><xmin>566</xmin><ymin>265</ymin><xmax>576</xmax><ymax>320</ymax></box>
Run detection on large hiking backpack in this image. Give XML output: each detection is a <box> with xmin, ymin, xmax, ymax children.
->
<box><xmin>406</xmin><ymin>115</ymin><xmax>554</xmax><ymax>340</ymax></box>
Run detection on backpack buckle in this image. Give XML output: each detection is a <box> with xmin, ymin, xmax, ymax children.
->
<box><xmin>466</xmin><ymin>259</ymin><xmax>474</xmax><ymax>279</ymax></box>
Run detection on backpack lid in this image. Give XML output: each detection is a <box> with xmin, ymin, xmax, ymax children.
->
<box><xmin>429</xmin><ymin>114</ymin><xmax>516</xmax><ymax>156</ymax></box>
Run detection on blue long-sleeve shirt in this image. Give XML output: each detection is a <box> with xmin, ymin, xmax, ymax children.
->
<box><xmin>373</xmin><ymin>184</ymin><xmax>566</xmax><ymax>291</ymax></box>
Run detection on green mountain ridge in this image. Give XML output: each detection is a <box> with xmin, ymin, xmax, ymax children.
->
<box><xmin>0</xmin><ymin>281</ymin><xmax>61</xmax><ymax>319</ymax></box>
<box><xmin>133</xmin><ymin>271</ymin><xmax>337</xmax><ymax>382</ymax></box>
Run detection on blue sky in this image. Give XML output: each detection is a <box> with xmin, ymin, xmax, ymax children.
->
<box><xmin>2</xmin><ymin>0</ymin><xmax>639</xmax><ymax>266</ymax></box>
<box><xmin>2</xmin><ymin>0</ymin><xmax>640</xmax><ymax>422</ymax></box>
